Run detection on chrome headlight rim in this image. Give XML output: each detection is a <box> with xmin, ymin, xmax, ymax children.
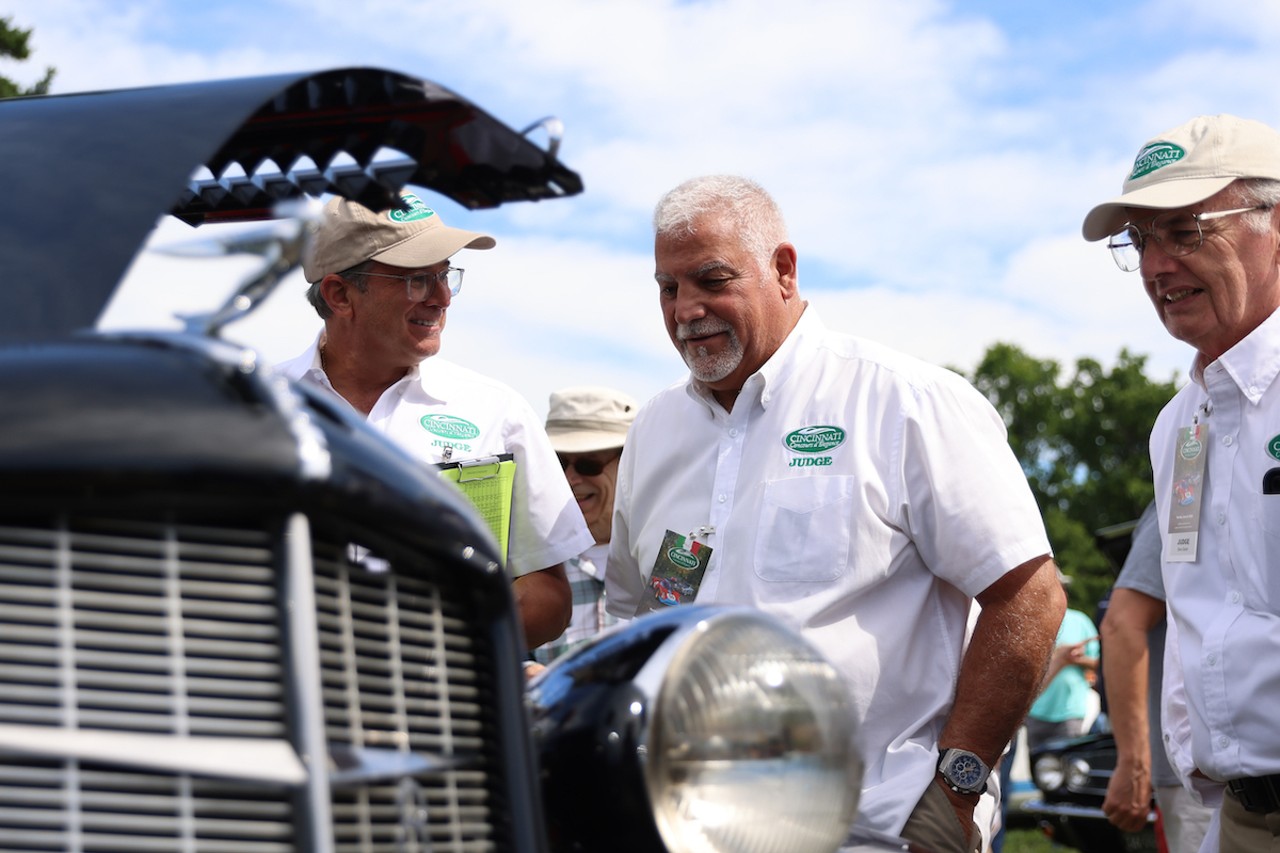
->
<box><xmin>640</xmin><ymin>608</ymin><xmax>861</xmax><ymax>853</ymax></box>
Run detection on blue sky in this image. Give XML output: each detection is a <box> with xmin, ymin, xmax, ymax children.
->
<box><xmin>7</xmin><ymin>0</ymin><xmax>1280</xmax><ymax>416</ymax></box>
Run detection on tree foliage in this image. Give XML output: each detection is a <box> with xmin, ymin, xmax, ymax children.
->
<box><xmin>962</xmin><ymin>344</ymin><xmax>1180</xmax><ymax>611</ymax></box>
<box><xmin>0</xmin><ymin>17</ymin><xmax>55</xmax><ymax>99</ymax></box>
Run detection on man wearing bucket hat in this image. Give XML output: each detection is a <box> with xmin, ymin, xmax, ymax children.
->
<box><xmin>278</xmin><ymin>191</ymin><xmax>591</xmax><ymax>651</ymax></box>
<box><xmin>1083</xmin><ymin>115</ymin><xmax>1280</xmax><ymax>849</ymax></box>
<box><xmin>532</xmin><ymin>385</ymin><xmax>637</xmax><ymax>664</ymax></box>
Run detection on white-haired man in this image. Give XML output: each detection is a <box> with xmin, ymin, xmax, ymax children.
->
<box><xmin>607</xmin><ymin>174</ymin><xmax>1065</xmax><ymax>853</ymax></box>
<box><xmin>1083</xmin><ymin>114</ymin><xmax>1280</xmax><ymax>850</ymax></box>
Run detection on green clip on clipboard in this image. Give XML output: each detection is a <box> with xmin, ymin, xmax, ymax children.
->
<box><xmin>437</xmin><ymin>454</ymin><xmax>516</xmax><ymax>558</ymax></box>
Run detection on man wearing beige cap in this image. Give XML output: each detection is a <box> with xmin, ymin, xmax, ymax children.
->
<box><xmin>1083</xmin><ymin>114</ymin><xmax>1280</xmax><ymax>849</ymax></box>
<box><xmin>533</xmin><ymin>386</ymin><xmax>637</xmax><ymax>664</ymax></box>
<box><xmin>277</xmin><ymin>191</ymin><xmax>591</xmax><ymax>651</ymax></box>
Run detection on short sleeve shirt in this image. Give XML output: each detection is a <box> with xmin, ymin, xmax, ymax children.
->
<box><xmin>606</xmin><ymin>309</ymin><xmax>1052</xmax><ymax>836</ymax></box>
<box><xmin>278</xmin><ymin>339</ymin><xmax>592</xmax><ymax>577</ymax></box>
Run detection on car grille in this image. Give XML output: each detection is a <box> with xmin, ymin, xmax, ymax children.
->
<box><xmin>0</xmin><ymin>513</ymin><xmax>504</xmax><ymax>853</ymax></box>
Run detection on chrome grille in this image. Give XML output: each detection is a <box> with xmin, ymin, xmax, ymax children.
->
<box><xmin>0</xmin><ymin>518</ymin><xmax>285</xmax><ymax>736</ymax></box>
<box><xmin>0</xmin><ymin>513</ymin><xmax>505</xmax><ymax>853</ymax></box>
<box><xmin>314</xmin><ymin>543</ymin><xmax>498</xmax><ymax>853</ymax></box>
<box><xmin>0</xmin><ymin>759</ymin><xmax>294</xmax><ymax>851</ymax></box>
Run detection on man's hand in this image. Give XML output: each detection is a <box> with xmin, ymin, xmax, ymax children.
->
<box><xmin>937</xmin><ymin>782</ymin><xmax>980</xmax><ymax>848</ymax></box>
<box><xmin>1102</xmin><ymin>754</ymin><xmax>1153</xmax><ymax>832</ymax></box>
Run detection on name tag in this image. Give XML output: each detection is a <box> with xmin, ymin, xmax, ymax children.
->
<box><xmin>1166</xmin><ymin>423</ymin><xmax>1207</xmax><ymax>562</ymax></box>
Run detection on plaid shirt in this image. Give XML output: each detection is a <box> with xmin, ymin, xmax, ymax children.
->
<box><xmin>533</xmin><ymin>543</ymin><xmax>617</xmax><ymax>664</ymax></box>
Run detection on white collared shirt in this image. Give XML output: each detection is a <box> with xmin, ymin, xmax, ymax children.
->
<box><xmin>1152</xmin><ymin>305</ymin><xmax>1280</xmax><ymax>802</ymax></box>
<box><xmin>606</xmin><ymin>309</ymin><xmax>1051</xmax><ymax>836</ymax></box>
<box><xmin>277</xmin><ymin>337</ymin><xmax>592</xmax><ymax>577</ymax></box>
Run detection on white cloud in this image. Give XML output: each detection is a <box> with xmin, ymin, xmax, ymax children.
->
<box><xmin>13</xmin><ymin>0</ymin><xmax>1269</xmax><ymax>415</ymax></box>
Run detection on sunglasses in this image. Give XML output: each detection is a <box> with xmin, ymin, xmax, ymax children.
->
<box><xmin>558</xmin><ymin>453</ymin><xmax>620</xmax><ymax>477</ymax></box>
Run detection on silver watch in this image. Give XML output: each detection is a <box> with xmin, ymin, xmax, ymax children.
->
<box><xmin>936</xmin><ymin>748</ymin><xmax>990</xmax><ymax>795</ymax></box>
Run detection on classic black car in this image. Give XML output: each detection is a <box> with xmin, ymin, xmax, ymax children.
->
<box><xmin>0</xmin><ymin>68</ymin><xmax>868</xmax><ymax>853</ymax></box>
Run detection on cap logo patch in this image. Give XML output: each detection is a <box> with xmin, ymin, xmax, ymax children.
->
<box><xmin>1130</xmin><ymin>142</ymin><xmax>1186</xmax><ymax>181</ymax></box>
<box><xmin>388</xmin><ymin>192</ymin><xmax>437</xmax><ymax>224</ymax></box>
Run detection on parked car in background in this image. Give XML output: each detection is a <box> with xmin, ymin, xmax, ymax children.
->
<box><xmin>0</xmin><ymin>68</ymin><xmax>869</xmax><ymax>853</ymax></box>
<box><xmin>1027</xmin><ymin>732</ymin><xmax>1158</xmax><ymax>852</ymax></box>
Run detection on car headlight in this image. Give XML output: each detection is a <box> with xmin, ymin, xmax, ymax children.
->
<box><xmin>1032</xmin><ymin>754</ymin><xmax>1065</xmax><ymax>791</ymax></box>
<box><xmin>1064</xmin><ymin>756</ymin><xmax>1092</xmax><ymax>791</ymax></box>
<box><xmin>529</xmin><ymin>605</ymin><xmax>861</xmax><ymax>853</ymax></box>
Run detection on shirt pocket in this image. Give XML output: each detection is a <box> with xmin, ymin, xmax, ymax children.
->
<box><xmin>754</xmin><ymin>476</ymin><xmax>853</xmax><ymax>583</ymax></box>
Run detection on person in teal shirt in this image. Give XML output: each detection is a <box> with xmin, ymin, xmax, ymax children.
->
<box><xmin>1025</xmin><ymin>575</ymin><xmax>1100</xmax><ymax>751</ymax></box>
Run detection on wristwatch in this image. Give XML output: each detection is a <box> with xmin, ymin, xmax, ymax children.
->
<box><xmin>936</xmin><ymin>748</ymin><xmax>990</xmax><ymax>795</ymax></box>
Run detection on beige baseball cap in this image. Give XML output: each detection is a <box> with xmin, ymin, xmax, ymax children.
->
<box><xmin>1082</xmin><ymin>114</ymin><xmax>1280</xmax><ymax>241</ymax></box>
<box><xmin>545</xmin><ymin>386</ymin><xmax>638</xmax><ymax>453</ymax></box>
<box><xmin>302</xmin><ymin>190</ymin><xmax>495</xmax><ymax>283</ymax></box>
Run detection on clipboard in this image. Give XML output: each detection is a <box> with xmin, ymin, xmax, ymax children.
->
<box><xmin>436</xmin><ymin>453</ymin><xmax>515</xmax><ymax>558</ymax></box>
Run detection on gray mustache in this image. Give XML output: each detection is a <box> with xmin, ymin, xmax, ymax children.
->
<box><xmin>677</xmin><ymin>319</ymin><xmax>730</xmax><ymax>340</ymax></box>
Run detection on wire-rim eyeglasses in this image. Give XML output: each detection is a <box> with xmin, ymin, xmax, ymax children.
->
<box><xmin>1106</xmin><ymin>206</ymin><xmax>1271</xmax><ymax>272</ymax></box>
<box><xmin>355</xmin><ymin>267</ymin><xmax>465</xmax><ymax>299</ymax></box>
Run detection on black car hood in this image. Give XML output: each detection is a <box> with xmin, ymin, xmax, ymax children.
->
<box><xmin>0</xmin><ymin>67</ymin><xmax>582</xmax><ymax>344</ymax></box>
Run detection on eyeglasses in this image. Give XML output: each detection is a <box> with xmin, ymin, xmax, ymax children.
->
<box><xmin>557</xmin><ymin>453</ymin><xmax>620</xmax><ymax>477</ymax></box>
<box><xmin>356</xmin><ymin>267</ymin><xmax>464</xmax><ymax>299</ymax></box>
<box><xmin>1107</xmin><ymin>206</ymin><xmax>1269</xmax><ymax>272</ymax></box>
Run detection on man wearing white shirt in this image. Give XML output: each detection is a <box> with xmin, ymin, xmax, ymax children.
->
<box><xmin>607</xmin><ymin>174</ymin><xmax>1065</xmax><ymax>853</ymax></box>
<box><xmin>1083</xmin><ymin>114</ymin><xmax>1280</xmax><ymax>849</ymax></box>
<box><xmin>277</xmin><ymin>191</ymin><xmax>591</xmax><ymax>651</ymax></box>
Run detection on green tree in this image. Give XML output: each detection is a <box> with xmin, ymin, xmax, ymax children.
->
<box><xmin>963</xmin><ymin>344</ymin><xmax>1180</xmax><ymax>611</ymax></box>
<box><xmin>0</xmin><ymin>17</ymin><xmax>55</xmax><ymax>99</ymax></box>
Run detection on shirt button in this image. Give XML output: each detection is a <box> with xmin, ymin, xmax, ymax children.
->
<box><xmin>1217</xmin><ymin>512</ymin><xmax>1226</xmax><ymax>525</ymax></box>
<box><xmin>729</xmin><ymin>428</ymin><xmax>738</xmax><ymax>437</ymax></box>
<box><xmin>1218</xmin><ymin>736</ymin><xmax>1230</xmax><ymax>749</ymax></box>
<box><xmin>1223</xmin><ymin>435</ymin><xmax>1233</xmax><ymax>446</ymax></box>
<box><xmin>1230</xmin><ymin>591</ymin><xmax>1242</xmax><ymax>604</ymax></box>
<box><xmin>1206</xmin><ymin>653</ymin><xmax>1217</xmax><ymax>666</ymax></box>
<box><xmin>718</xmin><ymin>494</ymin><xmax>727</xmax><ymax>503</ymax></box>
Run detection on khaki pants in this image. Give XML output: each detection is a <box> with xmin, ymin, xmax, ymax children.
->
<box><xmin>1220</xmin><ymin>787</ymin><xmax>1280</xmax><ymax>852</ymax></box>
<box><xmin>899</xmin><ymin>780</ymin><xmax>981</xmax><ymax>853</ymax></box>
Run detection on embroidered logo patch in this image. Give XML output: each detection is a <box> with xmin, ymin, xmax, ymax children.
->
<box><xmin>420</xmin><ymin>414</ymin><xmax>480</xmax><ymax>440</ymax></box>
<box><xmin>1129</xmin><ymin>142</ymin><xmax>1185</xmax><ymax>181</ymax></box>
<box><xmin>1268</xmin><ymin>434</ymin><xmax>1280</xmax><ymax>460</ymax></box>
<box><xmin>783</xmin><ymin>425</ymin><xmax>846</xmax><ymax>454</ymax></box>
<box><xmin>388</xmin><ymin>191</ymin><xmax>436</xmax><ymax>223</ymax></box>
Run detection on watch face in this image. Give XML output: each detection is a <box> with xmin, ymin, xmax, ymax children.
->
<box><xmin>949</xmin><ymin>753</ymin><xmax>985</xmax><ymax>788</ymax></box>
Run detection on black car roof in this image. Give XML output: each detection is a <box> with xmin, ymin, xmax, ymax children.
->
<box><xmin>0</xmin><ymin>66</ymin><xmax>582</xmax><ymax>344</ymax></box>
